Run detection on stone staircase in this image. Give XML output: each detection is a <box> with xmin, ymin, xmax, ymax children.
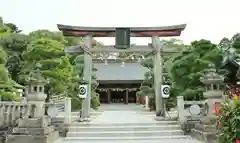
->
<box><xmin>71</xmin><ymin>111</ymin><xmax>103</xmax><ymax>121</ymax></box>
<box><xmin>64</xmin><ymin>121</ymin><xmax>190</xmax><ymax>141</ymax></box>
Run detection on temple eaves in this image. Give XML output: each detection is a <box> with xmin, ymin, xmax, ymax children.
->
<box><xmin>57</xmin><ymin>24</ymin><xmax>186</xmax><ymax>37</ymax></box>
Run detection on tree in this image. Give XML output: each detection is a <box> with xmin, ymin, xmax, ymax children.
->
<box><xmin>170</xmin><ymin>40</ymin><xmax>223</xmax><ymax>100</ymax></box>
<box><xmin>5</xmin><ymin>23</ymin><xmax>22</xmax><ymax>33</ymax></box>
<box><xmin>21</xmin><ymin>38</ymin><xmax>72</xmax><ymax>99</ymax></box>
<box><xmin>0</xmin><ymin>33</ymin><xmax>30</xmax><ymax>82</ymax></box>
<box><xmin>0</xmin><ymin>17</ymin><xmax>23</xmax><ymax>101</ymax></box>
<box><xmin>0</xmin><ymin>17</ymin><xmax>10</xmax><ymax>37</ymax></box>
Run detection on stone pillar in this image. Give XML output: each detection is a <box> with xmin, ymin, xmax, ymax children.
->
<box><xmin>145</xmin><ymin>96</ymin><xmax>149</xmax><ymax>108</ymax></box>
<box><xmin>177</xmin><ymin>96</ymin><xmax>185</xmax><ymax>123</ymax></box>
<box><xmin>82</xmin><ymin>35</ymin><xmax>92</xmax><ymax>119</ymax></box>
<box><xmin>107</xmin><ymin>90</ymin><xmax>111</xmax><ymax>103</ymax></box>
<box><xmin>125</xmin><ymin>90</ymin><xmax>129</xmax><ymax>104</ymax></box>
<box><xmin>64</xmin><ymin>97</ymin><xmax>71</xmax><ymax>124</ymax></box>
<box><xmin>152</xmin><ymin>36</ymin><xmax>164</xmax><ymax>117</ymax></box>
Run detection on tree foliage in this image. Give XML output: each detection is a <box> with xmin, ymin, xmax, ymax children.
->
<box><xmin>137</xmin><ymin>38</ymin><xmax>224</xmax><ymax>111</ymax></box>
<box><xmin>170</xmin><ymin>39</ymin><xmax>224</xmax><ymax>100</ymax></box>
<box><xmin>0</xmin><ymin>19</ymin><xmax>23</xmax><ymax>101</ymax></box>
<box><xmin>0</xmin><ymin>16</ymin><xmax>100</xmax><ymax>110</ymax></box>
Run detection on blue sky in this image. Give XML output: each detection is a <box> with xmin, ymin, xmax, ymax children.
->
<box><xmin>0</xmin><ymin>0</ymin><xmax>239</xmax><ymax>45</ymax></box>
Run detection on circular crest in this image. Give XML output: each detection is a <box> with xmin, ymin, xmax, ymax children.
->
<box><xmin>189</xmin><ymin>104</ymin><xmax>201</xmax><ymax>115</ymax></box>
<box><xmin>47</xmin><ymin>106</ymin><xmax>59</xmax><ymax>118</ymax></box>
<box><xmin>79</xmin><ymin>87</ymin><xmax>86</xmax><ymax>95</ymax></box>
<box><xmin>162</xmin><ymin>86</ymin><xmax>170</xmax><ymax>95</ymax></box>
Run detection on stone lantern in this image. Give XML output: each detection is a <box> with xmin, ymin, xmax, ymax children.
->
<box><xmin>26</xmin><ymin>63</ymin><xmax>48</xmax><ymax>117</ymax></box>
<box><xmin>192</xmin><ymin>67</ymin><xmax>224</xmax><ymax>141</ymax></box>
<box><xmin>200</xmin><ymin>68</ymin><xmax>224</xmax><ymax>117</ymax></box>
<box><xmin>7</xmin><ymin>63</ymin><xmax>59</xmax><ymax>143</ymax></box>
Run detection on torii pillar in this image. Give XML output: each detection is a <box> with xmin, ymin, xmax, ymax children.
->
<box><xmin>82</xmin><ymin>35</ymin><xmax>92</xmax><ymax>119</ymax></box>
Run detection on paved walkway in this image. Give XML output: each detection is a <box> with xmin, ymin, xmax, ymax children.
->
<box><xmin>91</xmin><ymin>110</ymin><xmax>156</xmax><ymax>123</ymax></box>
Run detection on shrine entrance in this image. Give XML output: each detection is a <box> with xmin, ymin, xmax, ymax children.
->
<box><xmin>58</xmin><ymin>23</ymin><xmax>186</xmax><ymax>118</ymax></box>
<box><xmin>97</xmin><ymin>83</ymin><xmax>139</xmax><ymax>104</ymax></box>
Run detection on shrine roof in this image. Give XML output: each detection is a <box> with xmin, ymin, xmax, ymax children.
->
<box><xmin>57</xmin><ymin>24</ymin><xmax>186</xmax><ymax>37</ymax></box>
<box><xmin>222</xmin><ymin>57</ymin><xmax>240</xmax><ymax>68</ymax></box>
<box><xmin>94</xmin><ymin>61</ymin><xmax>149</xmax><ymax>82</ymax></box>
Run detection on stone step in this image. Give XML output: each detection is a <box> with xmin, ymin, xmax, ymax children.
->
<box><xmin>71</xmin><ymin>112</ymin><xmax>102</xmax><ymax>116</ymax></box>
<box><xmin>70</xmin><ymin>121</ymin><xmax>179</xmax><ymax>126</ymax></box>
<box><xmin>66</xmin><ymin>130</ymin><xmax>184</xmax><ymax>137</ymax></box>
<box><xmin>68</xmin><ymin>124</ymin><xmax>180</xmax><ymax>132</ymax></box>
<box><xmin>64</xmin><ymin>135</ymin><xmax>190</xmax><ymax>141</ymax></box>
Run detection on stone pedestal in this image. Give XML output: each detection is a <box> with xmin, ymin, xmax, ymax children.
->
<box><xmin>191</xmin><ymin>115</ymin><xmax>217</xmax><ymax>141</ymax></box>
<box><xmin>191</xmin><ymin>96</ymin><xmax>220</xmax><ymax>141</ymax></box>
<box><xmin>194</xmin><ymin>68</ymin><xmax>224</xmax><ymax>142</ymax></box>
<box><xmin>191</xmin><ymin>91</ymin><xmax>222</xmax><ymax>141</ymax></box>
<box><xmin>5</xmin><ymin>116</ymin><xmax>59</xmax><ymax>143</ymax></box>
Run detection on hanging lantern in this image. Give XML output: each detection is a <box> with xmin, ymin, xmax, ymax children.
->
<box><xmin>115</xmin><ymin>28</ymin><xmax>130</xmax><ymax>49</ymax></box>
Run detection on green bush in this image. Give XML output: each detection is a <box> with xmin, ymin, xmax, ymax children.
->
<box><xmin>0</xmin><ymin>91</ymin><xmax>20</xmax><ymax>101</ymax></box>
<box><xmin>71</xmin><ymin>97</ymin><xmax>82</xmax><ymax>111</ymax></box>
<box><xmin>148</xmin><ymin>97</ymin><xmax>155</xmax><ymax>111</ymax></box>
<box><xmin>217</xmin><ymin>97</ymin><xmax>240</xmax><ymax>143</ymax></box>
<box><xmin>148</xmin><ymin>95</ymin><xmax>175</xmax><ymax>111</ymax></box>
<box><xmin>91</xmin><ymin>92</ymin><xmax>100</xmax><ymax>110</ymax></box>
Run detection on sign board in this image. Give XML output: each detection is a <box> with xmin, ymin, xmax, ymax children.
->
<box><xmin>161</xmin><ymin>85</ymin><xmax>170</xmax><ymax>98</ymax></box>
<box><xmin>78</xmin><ymin>85</ymin><xmax>87</xmax><ymax>98</ymax></box>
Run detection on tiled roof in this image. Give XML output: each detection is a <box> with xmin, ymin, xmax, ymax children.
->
<box><xmin>94</xmin><ymin>62</ymin><xmax>149</xmax><ymax>81</ymax></box>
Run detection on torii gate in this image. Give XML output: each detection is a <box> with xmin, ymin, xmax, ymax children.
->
<box><xmin>57</xmin><ymin>24</ymin><xmax>186</xmax><ymax>120</ymax></box>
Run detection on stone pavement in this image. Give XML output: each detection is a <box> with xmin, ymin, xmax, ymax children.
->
<box><xmin>60</xmin><ymin>104</ymin><xmax>204</xmax><ymax>143</ymax></box>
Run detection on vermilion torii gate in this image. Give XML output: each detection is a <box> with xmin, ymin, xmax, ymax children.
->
<box><xmin>57</xmin><ymin>24</ymin><xmax>186</xmax><ymax>120</ymax></box>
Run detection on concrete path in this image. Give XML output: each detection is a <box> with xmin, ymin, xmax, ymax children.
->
<box><xmin>91</xmin><ymin>110</ymin><xmax>156</xmax><ymax>124</ymax></box>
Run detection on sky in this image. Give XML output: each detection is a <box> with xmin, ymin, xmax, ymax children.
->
<box><xmin>0</xmin><ymin>0</ymin><xmax>240</xmax><ymax>45</ymax></box>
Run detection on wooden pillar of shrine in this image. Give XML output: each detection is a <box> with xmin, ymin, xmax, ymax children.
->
<box><xmin>107</xmin><ymin>89</ymin><xmax>111</xmax><ymax>103</ymax></box>
<box><xmin>125</xmin><ymin>90</ymin><xmax>129</xmax><ymax>104</ymax></box>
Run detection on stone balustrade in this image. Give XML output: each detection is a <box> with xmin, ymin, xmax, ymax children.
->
<box><xmin>0</xmin><ymin>96</ymin><xmax>72</xmax><ymax>143</ymax></box>
<box><xmin>0</xmin><ymin>102</ymin><xmax>36</xmax><ymax>127</ymax></box>
<box><xmin>177</xmin><ymin>96</ymin><xmax>207</xmax><ymax>125</ymax></box>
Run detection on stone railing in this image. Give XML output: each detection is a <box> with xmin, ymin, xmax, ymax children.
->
<box><xmin>48</xmin><ymin>97</ymin><xmax>72</xmax><ymax>125</ymax></box>
<box><xmin>177</xmin><ymin>96</ymin><xmax>207</xmax><ymax>133</ymax></box>
<box><xmin>177</xmin><ymin>95</ymin><xmax>225</xmax><ymax>141</ymax></box>
<box><xmin>49</xmin><ymin>94</ymin><xmax>66</xmax><ymax>112</ymax></box>
<box><xmin>177</xmin><ymin>96</ymin><xmax>207</xmax><ymax>123</ymax></box>
<box><xmin>0</xmin><ymin>102</ymin><xmax>35</xmax><ymax>127</ymax></box>
<box><xmin>0</xmin><ymin>96</ymin><xmax>72</xmax><ymax>127</ymax></box>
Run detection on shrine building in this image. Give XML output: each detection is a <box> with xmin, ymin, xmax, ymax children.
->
<box><xmin>94</xmin><ymin>59</ymin><xmax>148</xmax><ymax>104</ymax></box>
